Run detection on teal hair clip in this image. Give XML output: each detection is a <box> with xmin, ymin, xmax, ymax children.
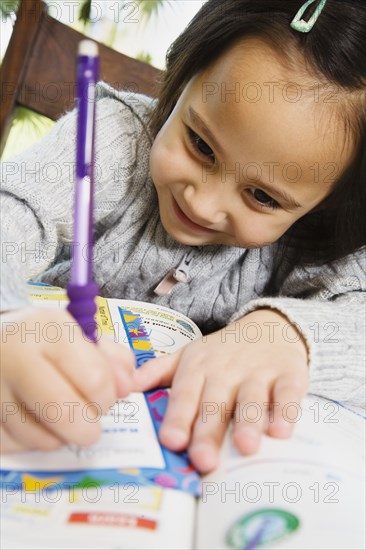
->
<box><xmin>290</xmin><ymin>0</ymin><xmax>327</xmax><ymax>33</ymax></box>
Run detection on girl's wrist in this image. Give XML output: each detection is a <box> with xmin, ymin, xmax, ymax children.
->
<box><xmin>234</xmin><ymin>308</ymin><xmax>310</xmax><ymax>366</ymax></box>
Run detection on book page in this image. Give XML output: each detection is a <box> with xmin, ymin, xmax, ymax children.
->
<box><xmin>26</xmin><ymin>283</ymin><xmax>202</xmax><ymax>354</ymax></box>
<box><xmin>104</xmin><ymin>298</ymin><xmax>202</xmax><ymax>353</ymax></box>
<box><xmin>0</xmin><ymin>393</ymin><xmax>166</xmax><ymax>471</ymax></box>
<box><xmin>0</xmin><ymin>285</ymin><xmax>202</xmax><ymax>473</ymax></box>
<box><xmin>1</xmin><ymin>484</ymin><xmax>196</xmax><ymax>550</ymax></box>
<box><xmin>196</xmin><ymin>395</ymin><xmax>365</xmax><ymax>549</ymax></box>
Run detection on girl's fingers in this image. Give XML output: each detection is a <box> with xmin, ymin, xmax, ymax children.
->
<box><xmin>97</xmin><ymin>336</ymin><xmax>135</xmax><ymax>397</ymax></box>
<box><xmin>0</xmin><ymin>425</ymin><xmax>26</xmax><ymax>453</ymax></box>
<box><xmin>232</xmin><ymin>380</ymin><xmax>269</xmax><ymax>455</ymax></box>
<box><xmin>189</xmin><ymin>382</ymin><xmax>236</xmax><ymax>473</ymax></box>
<box><xmin>42</xmin><ymin>325</ymin><xmax>119</xmax><ymax>415</ymax></box>
<box><xmin>133</xmin><ymin>351</ymin><xmax>184</xmax><ymax>391</ymax></box>
<box><xmin>267</xmin><ymin>375</ymin><xmax>307</xmax><ymax>439</ymax></box>
<box><xmin>12</xmin><ymin>355</ymin><xmax>102</xmax><ymax>447</ymax></box>
<box><xmin>5</xmin><ymin>310</ymin><xmax>122</xmax><ymax>416</ymax></box>
<box><xmin>158</xmin><ymin>369</ymin><xmax>205</xmax><ymax>452</ymax></box>
<box><xmin>1</xmin><ymin>388</ymin><xmax>63</xmax><ymax>452</ymax></box>
<box><xmin>1</xmin><ymin>408</ymin><xmax>63</xmax><ymax>452</ymax></box>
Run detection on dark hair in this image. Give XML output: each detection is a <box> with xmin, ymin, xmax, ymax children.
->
<box><xmin>148</xmin><ymin>0</ymin><xmax>366</xmax><ymax>293</ymax></box>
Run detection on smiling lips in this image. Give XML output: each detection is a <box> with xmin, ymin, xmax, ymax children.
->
<box><xmin>172</xmin><ymin>197</ymin><xmax>217</xmax><ymax>234</ymax></box>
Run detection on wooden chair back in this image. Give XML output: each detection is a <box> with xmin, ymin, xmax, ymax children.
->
<box><xmin>0</xmin><ymin>0</ymin><xmax>162</xmax><ymax>154</ymax></box>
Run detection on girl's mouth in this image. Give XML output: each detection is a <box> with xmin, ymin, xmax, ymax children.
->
<box><xmin>172</xmin><ymin>196</ymin><xmax>218</xmax><ymax>234</ymax></box>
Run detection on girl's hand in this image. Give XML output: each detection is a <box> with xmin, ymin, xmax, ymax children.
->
<box><xmin>0</xmin><ymin>307</ymin><xmax>135</xmax><ymax>453</ymax></box>
<box><xmin>134</xmin><ymin>309</ymin><xmax>309</xmax><ymax>473</ymax></box>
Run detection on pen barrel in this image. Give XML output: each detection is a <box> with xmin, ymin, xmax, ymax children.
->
<box><xmin>67</xmin><ymin>282</ymin><xmax>99</xmax><ymax>343</ymax></box>
<box><xmin>71</xmin><ymin>53</ymin><xmax>99</xmax><ymax>287</ymax></box>
<box><xmin>76</xmin><ymin>55</ymin><xmax>99</xmax><ymax>180</ymax></box>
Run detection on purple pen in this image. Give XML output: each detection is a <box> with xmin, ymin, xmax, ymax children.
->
<box><xmin>67</xmin><ymin>40</ymin><xmax>99</xmax><ymax>342</ymax></box>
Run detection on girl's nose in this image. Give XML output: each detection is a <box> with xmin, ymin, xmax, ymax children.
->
<box><xmin>183</xmin><ymin>184</ymin><xmax>228</xmax><ymax>227</ymax></box>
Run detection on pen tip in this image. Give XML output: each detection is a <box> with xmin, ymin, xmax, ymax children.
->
<box><xmin>78</xmin><ymin>39</ymin><xmax>99</xmax><ymax>57</ymax></box>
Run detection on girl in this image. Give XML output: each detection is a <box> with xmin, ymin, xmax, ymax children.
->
<box><xmin>1</xmin><ymin>0</ymin><xmax>365</xmax><ymax>473</ymax></box>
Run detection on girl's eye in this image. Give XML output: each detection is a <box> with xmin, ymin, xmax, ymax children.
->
<box><xmin>248</xmin><ymin>188</ymin><xmax>280</xmax><ymax>210</ymax></box>
<box><xmin>187</xmin><ymin>128</ymin><xmax>215</xmax><ymax>162</ymax></box>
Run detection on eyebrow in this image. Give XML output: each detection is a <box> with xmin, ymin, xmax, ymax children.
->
<box><xmin>187</xmin><ymin>105</ymin><xmax>226</xmax><ymax>157</ymax></box>
<box><xmin>187</xmin><ymin>105</ymin><xmax>303</xmax><ymax>210</ymax></box>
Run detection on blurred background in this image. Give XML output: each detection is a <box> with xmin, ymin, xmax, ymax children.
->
<box><xmin>0</xmin><ymin>0</ymin><xmax>206</xmax><ymax>159</ymax></box>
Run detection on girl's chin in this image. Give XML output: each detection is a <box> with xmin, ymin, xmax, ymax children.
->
<box><xmin>157</xmin><ymin>203</ymin><xmax>236</xmax><ymax>246</ymax></box>
<box><xmin>160</xmin><ymin>218</ymin><xmax>219</xmax><ymax>246</ymax></box>
<box><xmin>166</xmin><ymin>228</ymin><xmax>213</xmax><ymax>246</ymax></box>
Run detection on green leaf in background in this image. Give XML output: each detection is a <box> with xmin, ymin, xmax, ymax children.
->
<box><xmin>136</xmin><ymin>0</ymin><xmax>172</xmax><ymax>22</ymax></box>
<box><xmin>136</xmin><ymin>51</ymin><xmax>152</xmax><ymax>65</ymax></box>
<box><xmin>1</xmin><ymin>107</ymin><xmax>54</xmax><ymax>160</ymax></box>
<box><xmin>0</xmin><ymin>0</ymin><xmax>20</xmax><ymax>18</ymax></box>
<box><xmin>78</xmin><ymin>0</ymin><xmax>91</xmax><ymax>25</ymax></box>
<box><xmin>1</xmin><ymin>0</ymin><xmax>174</xmax><ymax>157</ymax></box>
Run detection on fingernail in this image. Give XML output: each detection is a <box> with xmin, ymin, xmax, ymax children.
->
<box><xmin>270</xmin><ymin>420</ymin><xmax>293</xmax><ymax>438</ymax></box>
<box><xmin>190</xmin><ymin>442</ymin><xmax>218</xmax><ymax>473</ymax></box>
<box><xmin>159</xmin><ymin>427</ymin><xmax>188</xmax><ymax>449</ymax></box>
<box><xmin>236</xmin><ymin>426</ymin><xmax>259</xmax><ymax>441</ymax></box>
<box><xmin>235</xmin><ymin>426</ymin><xmax>260</xmax><ymax>454</ymax></box>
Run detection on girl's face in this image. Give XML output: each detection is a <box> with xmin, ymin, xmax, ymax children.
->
<box><xmin>149</xmin><ymin>39</ymin><xmax>353</xmax><ymax>248</ymax></box>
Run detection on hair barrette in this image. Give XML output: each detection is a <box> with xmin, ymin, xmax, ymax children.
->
<box><xmin>290</xmin><ymin>0</ymin><xmax>327</xmax><ymax>33</ymax></box>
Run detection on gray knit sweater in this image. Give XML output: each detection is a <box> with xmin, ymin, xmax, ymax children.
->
<box><xmin>1</xmin><ymin>83</ymin><xmax>365</xmax><ymax>408</ymax></box>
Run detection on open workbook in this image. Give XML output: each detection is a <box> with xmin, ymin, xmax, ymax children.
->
<box><xmin>1</xmin><ymin>284</ymin><xmax>365</xmax><ymax>550</ymax></box>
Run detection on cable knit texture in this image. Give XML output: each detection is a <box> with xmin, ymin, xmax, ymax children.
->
<box><xmin>1</xmin><ymin>83</ymin><xmax>365</xmax><ymax>408</ymax></box>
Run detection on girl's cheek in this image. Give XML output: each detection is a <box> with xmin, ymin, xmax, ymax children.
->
<box><xmin>235</xmin><ymin>216</ymin><xmax>287</xmax><ymax>248</ymax></box>
<box><xmin>151</xmin><ymin>138</ymin><xmax>191</xmax><ymax>189</ymax></box>
<box><xmin>150</xmin><ymin>139</ymin><xmax>170</xmax><ymax>187</ymax></box>
<box><xmin>151</xmin><ymin>153</ymin><xmax>176</xmax><ymax>190</ymax></box>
